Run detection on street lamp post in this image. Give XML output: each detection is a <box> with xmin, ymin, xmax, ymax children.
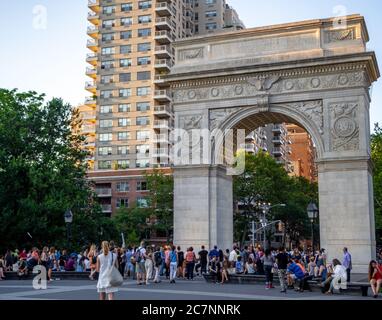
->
<box><xmin>64</xmin><ymin>209</ymin><xmax>73</xmax><ymax>248</ymax></box>
<box><xmin>307</xmin><ymin>201</ymin><xmax>319</xmax><ymax>251</ymax></box>
<box><xmin>256</xmin><ymin>202</ymin><xmax>286</xmax><ymax>249</ymax></box>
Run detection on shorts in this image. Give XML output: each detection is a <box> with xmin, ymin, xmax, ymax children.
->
<box><xmin>290</xmin><ymin>274</ymin><xmax>297</xmax><ymax>280</ymax></box>
<box><xmin>136</xmin><ymin>261</ymin><xmax>146</xmax><ymax>274</ymax></box>
<box><xmin>97</xmin><ymin>286</ymin><xmax>118</xmax><ymax>294</ymax></box>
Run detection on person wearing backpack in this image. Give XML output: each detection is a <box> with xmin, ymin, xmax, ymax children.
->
<box><xmin>153</xmin><ymin>247</ymin><xmax>162</xmax><ymax>283</ymax></box>
<box><xmin>135</xmin><ymin>241</ymin><xmax>146</xmax><ymax>285</ymax></box>
<box><xmin>169</xmin><ymin>246</ymin><xmax>178</xmax><ymax>284</ymax></box>
<box><xmin>185</xmin><ymin>247</ymin><xmax>196</xmax><ymax>280</ymax></box>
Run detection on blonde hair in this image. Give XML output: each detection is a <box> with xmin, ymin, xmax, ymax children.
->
<box><xmin>102</xmin><ymin>241</ymin><xmax>109</xmax><ymax>256</ymax></box>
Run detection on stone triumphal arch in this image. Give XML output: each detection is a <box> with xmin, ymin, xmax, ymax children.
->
<box><xmin>166</xmin><ymin>15</ymin><xmax>379</xmax><ymax>272</ymax></box>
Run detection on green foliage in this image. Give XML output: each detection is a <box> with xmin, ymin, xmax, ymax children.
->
<box><xmin>233</xmin><ymin>151</ymin><xmax>318</xmax><ymax>247</ymax></box>
<box><xmin>113</xmin><ymin>169</ymin><xmax>174</xmax><ymax>245</ymax></box>
<box><xmin>371</xmin><ymin>123</ymin><xmax>382</xmax><ymax>244</ymax></box>
<box><xmin>0</xmin><ymin>89</ymin><xmax>117</xmax><ymax>252</ymax></box>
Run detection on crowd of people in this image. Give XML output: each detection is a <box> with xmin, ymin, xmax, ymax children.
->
<box><xmin>1</xmin><ymin>242</ymin><xmax>382</xmax><ymax>299</ymax></box>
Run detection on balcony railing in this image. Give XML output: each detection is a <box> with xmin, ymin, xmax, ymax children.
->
<box><xmin>154</xmin><ymin>134</ymin><xmax>169</xmax><ymax>143</ymax></box>
<box><xmin>81</xmin><ymin>111</ymin><xmax>96</xmax><ymax>120</ymax></box>
<box><xmin>154</xmin><ymin>90</ymin><xmax>171</xmax><ymax>101</ymax></box>
<box><xmin>155</xmin><ymin>17</ymin><xmax>172</xmax><ymax>29</ymax></box>
<box><xmin>96</xmin><ymin>188</ymin><xmax>112</xmax><ymax>197</ymax></box>
<box><xmin>82</xmin><ymin>124</ymin><xmax>96</xmax><ymax>133</ymax></box>
<box><xmin>87</xmin><ymin>39</ymin><xmax>97</xmax><ymax>46</ymax></box>
<box><xmin>85</xmin><ymin>96</ymin><xmax>96</xmax><ymax>105</ymax></box>
<box><xmin>87</xmin><ymin>26</ymin><xmax>99</xmax><ymax>33</ymax></box>
<box><xmin>154</xmin><ymin>31</ymin><xmax>173</xmax><ymax>43</ymax></box>
<box><xmin>101</xmin><ymin>204</ymin><xmax>112</xmax><ymax>212</ymax></box>
<box><xmin>88</xmin><ymin>11</ymin><xmax>99</xmax><ymax>19</ymax></box>
<box><xmin>154</xmin><ymin>59</ymin><xmax>172</xmax><ymax>68</ymax></box>
<box><xmin>155</xmin><ymin>2</ymin><xmax>173</xmax><ymax>16</ymax></box>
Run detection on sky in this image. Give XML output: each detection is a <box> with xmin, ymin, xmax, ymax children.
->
<box><xmin>0</xmin><ymin>0</ymin><xmax>381</xmax><ymax>131</ymax></box>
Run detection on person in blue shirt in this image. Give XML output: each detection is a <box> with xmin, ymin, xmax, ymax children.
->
<box><xmin>235</xmin><ymin>256</ymin><xmax>244</xmax><ymax>274</ymax></box>
<box><xmin>169</xmin><ymin>246</ymin><xmax>178</xmax><ymax>284</ymax></box>
<box><xmin>287</xmin><ymin>259</ymin><xmax>305</xmax><ymax>290</ymax></box>
<box><xmin>208</xmin><ymin>245</ymin><xmax>219</xmax><ymax>260</ymax></box>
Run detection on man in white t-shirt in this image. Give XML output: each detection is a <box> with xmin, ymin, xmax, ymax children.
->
<box><xmin>229</xmin><ymin>246</ymin><xmax>238</xmax><ymax>263</ymax></box>
<box><xmin>136</xmin><ymin>241</ymin><xmax>147</xmax><ymax>285</ymax></box>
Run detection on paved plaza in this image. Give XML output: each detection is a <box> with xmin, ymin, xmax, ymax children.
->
<box><xmin>0</xmin><ymin>277</ymin><xmax>374</xmax><ymax>300</ymax></box>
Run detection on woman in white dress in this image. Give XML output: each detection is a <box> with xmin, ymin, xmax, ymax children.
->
<box><xmin>96</xmin><ymin>241</ymin><xmax>119</xmax><ymax>300</ymax></box>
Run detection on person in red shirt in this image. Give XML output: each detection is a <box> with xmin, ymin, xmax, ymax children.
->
<box><xmin>369</xmin><ymin>260</ymin><xmax>382</xmax><ymax>298</ymax></box>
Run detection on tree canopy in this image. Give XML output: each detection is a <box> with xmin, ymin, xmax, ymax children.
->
<box><xmin>371</xmin><ymin>123</ymin><xmax>382</xmax><ymax>244</ymax></box>
<box><xmin>0</xmin><ymin>89</ymin><xmax>117</xmax><ymax>251</ymax></box>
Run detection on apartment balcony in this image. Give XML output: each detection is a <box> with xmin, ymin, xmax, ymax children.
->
<box><xmin>155</xmin><ymin>17</ymin><xmax>172</xmax><ymax>30</ymax></box>
<box><xmin>154</xmin><ymin>90</ymin><xmax>171</xmax><ymax>102</ymax></box>
<box><xmin>154</xmin><ymin>31</ymin><xmax>173</xmax><ymax>44</ymax></box>
<box><xmin>86</xmin><ymin>53</ymin><xmax>97</xmax><ymax>66</ymax></box>
<box><xmin>96</xmin><ymin>188</ymin><xmax>112</xmax><ymax>197</ymax></box>
<box><xmin>153</xmin><ymin>120</ymin><xmax>172</xmax><ymax>130</ymax></box>
<box><xmin>101</xmin><ymin>204</ymin><xmax>112</xmax><ymax>213</ymax></box>
<box><xmin>154</xmin><ymin>45</ymin><xmax>172</xmax><ymax>59</ymax></box>
<box><xmin>87</xmin><ymin>25</ymin><xmax>99</xmax><ymax>38</ymax></box>
<box><xmin>272</xmin><ymin>125</ymin><xmax>284</xmax><ymax>133</ymax></box>
<box><xmin>84</xmin><ymin>141</ymin><xmax>96</xmax><ymax>148</ymax></box>
<box><xmin>154</xmin><ymin>75</ymin><xmax>167</xmax><ymax>87</ymax></box>
<box><xmin>244</xmin><ymin>144</ymin><xmax>256</xmax><ymax>153</ymax></box>
<box><xmin>88</xmin><ymin>0</ymin><xmax>100</xmax><ymax>13</ymax></box>
<box><xmin>85</xmin><ymin>81</ymin><xmax>96</xmax><ymax>94</ymax></box>
<box><xmin>87</xmin><ymin>39</ymin><xmax>98</xmax><ymax>52</ymax></box>
<box><xmin>272</xmin><ymin>137</ymin><xmax>284</xmax><ymax>145</ymax></box>
<box><xmin>87</xmin><ymin>11</ymin><xmax>99</xmax><ymax>25</ymax></box>
<box><xmin>154</xmin><ymin>59</ymin><xmax>172</xmax><ymax>72</ymax></box>
<box><xmin>81</xmin><ymin>111</ymin><xmax>96</xmax><ymax>121</ymax></box>
<box><xmin>153</xmin><ymin>134</ymin><xmax>170</xmax><ymax>144</ymax></box>
<box><xmin>272</xmin><ymin>148</ymin><xmax>284</xmax><ymax>156</ymax></box>
<box><xmin>152</xmin><ymin>148</ymin><xmax>170</xmax><ymax>158</ymax></box>
<box><xmin>155</xmin><ymin>2</ymin><xmax>173</xmax><ymax>16</ymax></box>
<box><xmin>154</xmin><ymin>105</ymin><xmax>172</xmax><ymax>118</ymax></box>
<box><xmin>81</xmin><ymin>124</ymin><xmax>96</xmax><ymax>134</ymax></box>
<box><xmin>86</xmin><ymin>69</ymin><xmax>97</xmax><ymax>80</ymax></box>
<box><xmin>84</xmin><ymin>96</ymin><xmax>96</xmax><ymax>106</ymax></box>
<box><xmin>276</xmin><ymin>159</ymin><xmax>286</xmax><ymax>165</ymax></box>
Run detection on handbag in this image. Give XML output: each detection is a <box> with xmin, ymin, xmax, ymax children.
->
<box><xmin>107</xmin><ymin>253</ymin><xmax>123</xmax><ymax>287</ymax></box>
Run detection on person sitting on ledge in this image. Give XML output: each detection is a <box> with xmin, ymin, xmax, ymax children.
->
<box><xmin>369</xmin><ymin>260</ymin><xmax>382</xmax><ymax>299</ymax></box>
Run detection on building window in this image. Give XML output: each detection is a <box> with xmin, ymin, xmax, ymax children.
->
<box><xmin>116</xmin><ymin>182</ymin><xmax>129</xmax><ymax>192</ymax></box>
<box><xmin>136</xmin><ymin>130</ymin><xmax>150</xmax><ymax>140</ymax></box>
<box><xmin>119</xmin><ymin>73</ymin><xmax>131</xmax><ymax>82</ymax></box>
<box><xmin>118</xmin><ymin>118</ymin><xmax>130</xmax><ymax>127</ymax></box>
<box><xmin>138</xmin><ymin>1</ymin><xmax>152</xmax><ymax>10</ymax></box>
<box><xmin>102</xmin><ymin>19</ymin><xmax>115</xmax><ymax>28</ymax></box>
<box><xmin>136</xmin><ymin>102</ymin><xmax>150</xmax><ymax>111</ymax></box>
<box><xmin>99</xmin><ymin>119</ymin><xmax>113</xmax><ymax>128</ymax></box>
<box><xmin>119</xmin><ymin>88</ymin><xmax>131</xmax><ymax>97</ymax></box>
<box><xmin>205</xmin><ymin>0</ymin><xmax>216</xmax><ymax>4</ymax></box>
<box><xmin>99</xmin><ymin>133</ymin><xmax>112</xmax><ymax>142</ymax></box>
<box><xmin>101</xmin><ymin>47</ymin><xmax>115</xmax><ymax>55</ymax></box>
<box><xmin>137</xmin><ymin>71</ymin><xmax>151</xmax><ymax>81</ymax></box>
<box><xmin>102</xmin><ymin>33</ymin><xmax>114</xmax><ymax>41</ymax></box>
<box><xmin>98</xmin><ymin>160</ymin><xmax>112</xmax><ymax>169</ymax></box>
<box><xmin>120</xmin><ymin>45</ymin><xmax>132</xmax><ymax>54</ymax></box>
<box><xmin>117</xmin><ymin>160</ymin><xmax>130</xmax><ymax>169</ymax></box>
<box><xmin>118</xmin><ymin>132</ymin><xmax>130</xmax><ymax>141</ymax></box>
<box><xmin>118</xmin><ymin>104</ymin><xmax>131</xmax><ymax>112</ymax></box>
<box><xmin>137</xmin><ymin>28</ymin><xmax>151</xmax><ymax>37</ymax></box>
<box><xmin>138</xmin><ymin>15</ymin><xmax>151</xmax><ymax>24</ymax></box>
<box><xmin>137</xmin><ymin>181</ymin><xmax>148</xmax><ymax>191</ymax></box>
<box><xmin>120</xmin><ymin>31</ymin><xmax>132</xmax><ymax>40</ymax></box>
<box><xmin>117</xmin><ymin>146</ymin><xmax>129</xmax><ymax>155</ymax></box>
<box><xmin>121</xmin><ymin>3</ymin><xmax>133</xmax><ymax>12</ymax></box>
<box><xmin>102</xmin><ymin>5</ymin><xmax>116</xmax><ymax>14</ymax></box>
<box><xmin>100</xmin><ymin>105</ymin><xmax>113</xmax><ymax>114</ymax></box>
<box><xmin>101</xmin><ymin>75</ymin><xmax>113</xmax><ymax>84</ymax></box>
<box><xmin>136</xmin><ymin>197</ymin><xmax>148</xmax><ymax>208</ymax></box>
<box><xmin>136</xmin><ymin>116</ymin><xmax>150</xmax><ymax>126</ymax></box>
<box><xmin>205</xmin><ymin>10</ymin><xmax>217</xmax><ymax>17</ymax></box>
<box><xmin>98</xmin><ymin>147</ymin><xmax>112</xmax><ymax>156</ymax></box>
<box><xmin>121</xmin><ymin>17</ymin><xmax>133</xmax><ymax>26</ymax></box>
<box><xmin>137</xmin><ymin>87</ymin><xmax>150</xmax><ymax>96</ymax></box>
<box><xmin>120</xmin><ymin>58</ymin><xmax>132</xmax><ymax>67</ymax></box>
<box><xmin>136</xmin><ymin>159</ymin><xmax>150</xmax><ymax>168</ymax></box>
<box><xmin>100</xmin><ymin>90</ymin><xmax>113</xmax><ymax>99</ymax></box>
<box><xmin>136</xmin><ymin>144</ymin><xmax>150</xmax><ymax>154</ymax></box>
<box><xmin>101</xmin><ymin>60</ymin><xmax>114</xmax><ymax>69</ymax></box>
<box><xmin>206</xmin><ymin>22</ymin><xmax>217</xmax><ymax>30</ymax></box>
<box><xmin>116</xmin><ymin>198</ymin><xmax>129</xmax><ymax>208</ymax></box>
<box><xmin>137</xmin><ymin>42</ymin><xmax>151</xmax><ymax>52</ymax></box>
<box><xmin>137</xmin><ymin>56</ymin><xmax>151</xmax><ymax>65</ymax></box>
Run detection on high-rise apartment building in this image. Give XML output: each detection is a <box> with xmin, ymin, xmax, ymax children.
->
<box><xmin>80</xmin><ymin>0</ymin><xmax>244</xmax><ymax>217</ymax></box>
<box><xmin>286</xmin><ymin>124</ymin><xmax>318</xmax><ymax>182</ymax></box>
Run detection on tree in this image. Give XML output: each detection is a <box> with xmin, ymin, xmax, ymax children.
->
<box><xmin>371</xmin><ymin>123</ymin><xmax>382</xmax><ymax>245</ymax></box>
<box><xmin>0</xmin><ymin>89</ymin><xmax>117</xmax><ymax>252</ymax></box>
<box><xmin>145</xmin><ymin>169</ymin><xmax>174</xmax><ymax>243</ymax></box>
<box><xmin>233</xmin><ymin>151</ymin><xmax>318</xmax><ymax>248</ymax></box>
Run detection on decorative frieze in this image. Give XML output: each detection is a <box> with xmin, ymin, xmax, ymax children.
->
<box><xmin>325</xmin><ymin>28</ymin><xmax>356</xmax><ymax>43</ymax></box>
<box><xmin>178</xmin><ymin>47</ymin><xmax>204</xmax><ymax>61</ymax></box>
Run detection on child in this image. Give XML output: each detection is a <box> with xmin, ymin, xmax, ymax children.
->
<box><xmin>236</xmin><ymin>256</ymin><xmax>244</xmax><ymax>274</ymax></box>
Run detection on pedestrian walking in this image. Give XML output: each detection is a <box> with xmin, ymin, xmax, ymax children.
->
<box><xmin>177</xmin><ymin>246</ymin><xmax>184</xmax><ymax>278</ymax></box>
<box><xmin>276</xmin><ymin>247</ymin><xmax>289</xmax><ymax>293</ymax></box>
<box><xmin>342</xmin><ymin>247</ymin><xmax>352</xmax><ymax>282</ymax></box>
<box><xmin>153</xmin><ymin>247</ymin><xmax>162</xmax><ymax>283</ymax></box>
<box><xmin>145</xmin><ymin>251</ymin><xmax>153</xmax><ymax>285</ymax></box>
<box><xmin>185</xmin><ymin>247</ymin><xmax>196</xmax><ymax>280</ymax></box>
<box><xmin>169</xmin><ymin>246</ymin><xmax>178</xmax><ymax>283</ymax></box>
<box><xmin>198</xmin><ymin>246</ymin><xmax>208</xmax><ymax>276</ymax></box>
<box><xmin>96</xmin><ymin>241</ymin><xmax>119</xmax><ymax>300</ymax></box>
<box><xmin>262</xmin><ymin>249</ymin><xmax>275</xmax><ymax>289</ymax></box>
